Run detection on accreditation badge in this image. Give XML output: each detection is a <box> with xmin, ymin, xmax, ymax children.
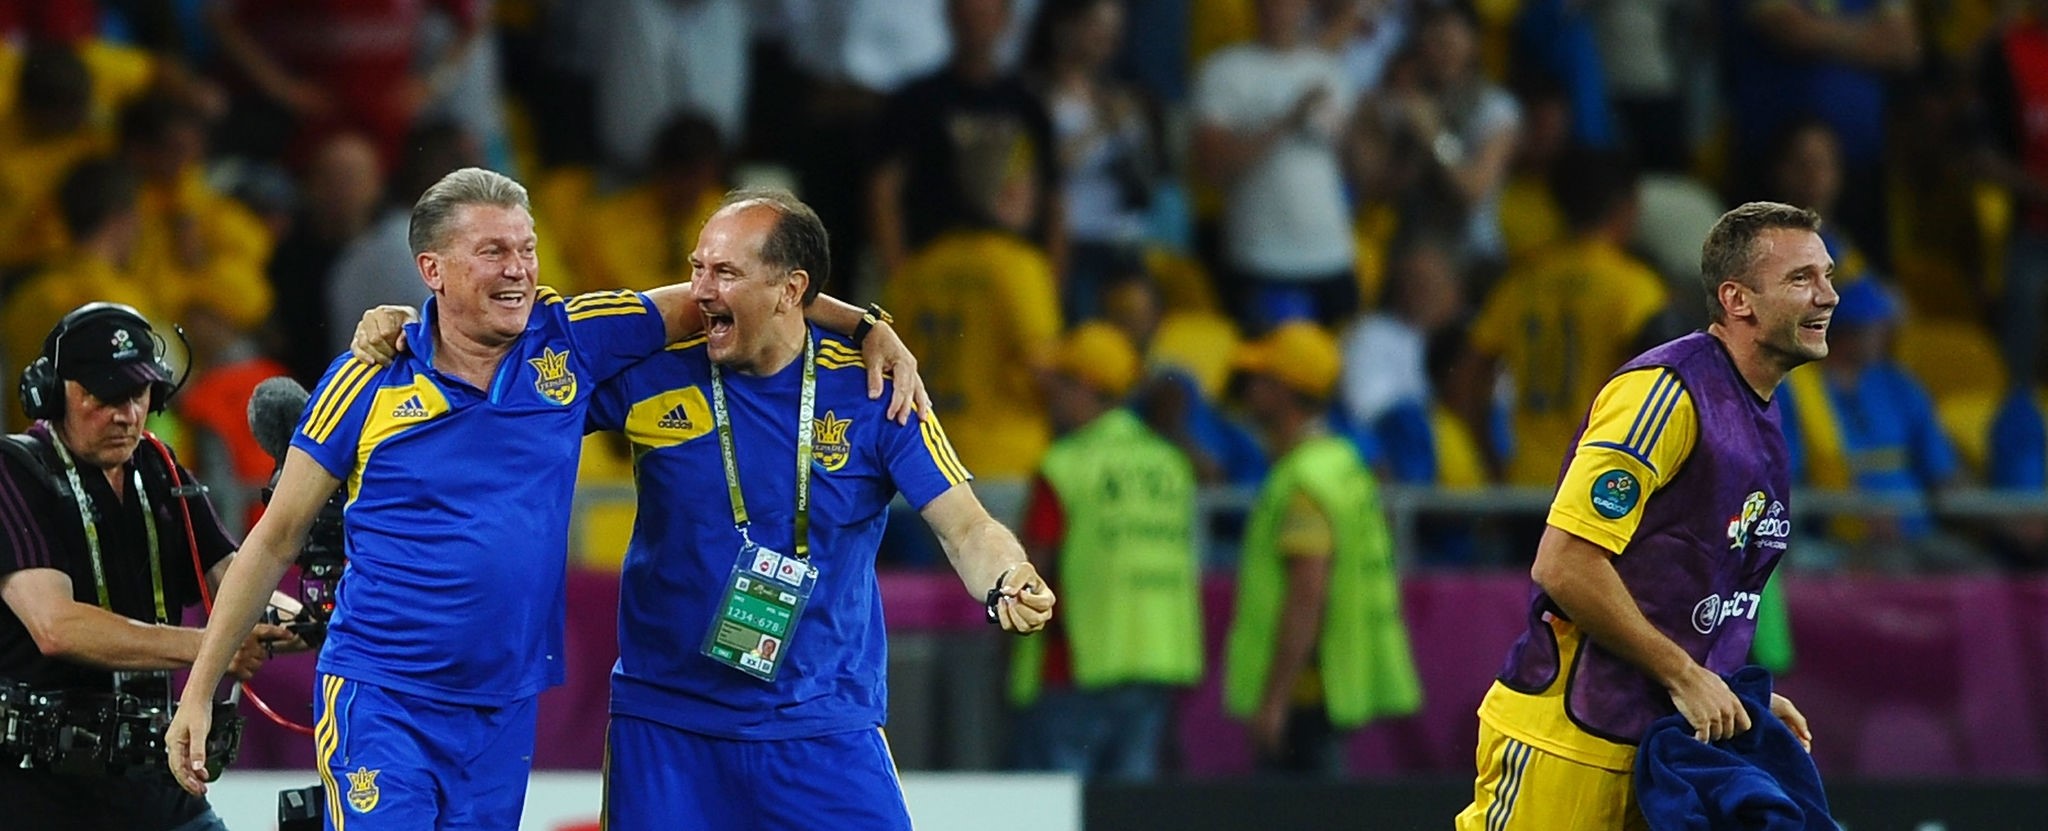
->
<box><xmin>702</xmin><ymin>541</ymin><xmax>818</xmax><ymax>681</ymax></box>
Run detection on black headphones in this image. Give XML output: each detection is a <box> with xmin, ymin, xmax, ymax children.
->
<box><xmin>17</xmin><ymin>302</ymin><xmax>179</xmax><ymax>421</ymax></box>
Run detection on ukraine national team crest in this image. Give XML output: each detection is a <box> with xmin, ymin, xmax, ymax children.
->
<box><xmin>528</xmin><ymin>346</ymin><xmax>578</xmax><ymax>405</ymax></box>
<box><xmin>345</xmin><ymin>767</ymin><xmax>380</xmax><ymax>813</ymax></box>
<box><xmin>813</xmin><ymin>410</ymin><xmax>852</xmax><ymax>472</ymax></box>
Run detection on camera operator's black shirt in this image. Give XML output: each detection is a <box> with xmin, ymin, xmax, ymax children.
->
<box><xmin>0</xmin><ymin>427</ymin><xmax>236</xmax><ymax>830</ymax></box>
<box><xmin>0</xmin><ymin>424</ymin><xmax>235</xmax><ymax>695</ymax></box>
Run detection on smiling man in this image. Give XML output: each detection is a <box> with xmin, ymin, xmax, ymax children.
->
<box><xmin>1454</xmin><ymin>202</ymin><xmax>1836</xmax><ymax>831</ymax></box>
<box><xmin>162</xmin><ymin>169</ymin><xmax>927</xmax><ymax>830</ymax></box>
<box><xmin>586</xmin><ymin>189</ymin><xmax>1054</xmax><ymax>830</ymax></box>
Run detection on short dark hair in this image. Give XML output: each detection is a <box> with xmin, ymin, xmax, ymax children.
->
<box><xmin>393</xmin><ymin>119</ymin><xmax>477</xmax><ymax>210</ymax></box>
<box><xmin>1417</xmin><ymin>0</ymin><xmax>1481</xmax><ymax>32</ymax></box>
<box><xmin>649</xmin><ymin>111</ymin><xmax>725</xmax><ymax>175</ymax></box>
<box><xmin>1550</xmin><ymin>145</ymin><xmax>1639</xmax><ymax>233</ymax></box>
<box><xmin>57</xmin><ymin>158</ymin><xmax>140</xmax><ymax>239</ymax></box>
<box><xmin>19</xmin><ymin>40</ymin><xmax>89</xmax><ymax>123</ymax></box>
<box><xmin>1699</xmin><ymin>201</ymin><xmax>1822</xmax><ymax>323</ymax></box>
<box><xmin>719</xmin><ymin>187</ymin><xmax>830</xmax><ymax>305</ymax></box>
<box><xmin>117</xmin><ymin>92</ymin><xmax>200</xmax><ymax>151</ymax></box>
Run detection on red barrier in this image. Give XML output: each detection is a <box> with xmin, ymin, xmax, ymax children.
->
<box><xmin>233</xmin><ymin>570</ymin><xmax>2048</xmax><ymax>778</ymax></box>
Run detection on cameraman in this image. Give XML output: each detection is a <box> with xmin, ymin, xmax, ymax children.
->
<box><xmin>1</xmin><ymin>303</ymin><xmax>299</xmax><ymax>831</ymax></box>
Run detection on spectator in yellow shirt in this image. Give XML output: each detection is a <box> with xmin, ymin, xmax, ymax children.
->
<box><xmin>3</xmin><ymin>159</ymin><xmax>153</xmax><ymax>429</ymax></box>
<box><xmin>118</xmin><ymin>93</ymin><xmax>275</xmax><ymax>341</ymax></box>
<box><xmin>1470</xmin><ymin>147</ymin><xmax>1673</xmax><ymax>485</ymax></box>
<box><xmin>886</xmin><ymin>120</ymin><xmax>1063</xmax><ymax>479</ymax></box>
<box><xmin>0</xmin><ymin>40</ymin><xmax>149</xmax><ymax>269</ymax></box>
<box><xmin>570</xmin><ymin>111</ymin><xmax>727</xmax><ymax>294</ymax></box>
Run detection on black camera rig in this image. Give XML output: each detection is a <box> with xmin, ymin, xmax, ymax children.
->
<box><xmin>0</xmin><ymin>679</ymin><xmax>241</xmax><ymax>778</ymax></box>
<box><xmin>262</xmin><ymin>487</ymin><xmax>347</xmax><ymax>649</ymax></box>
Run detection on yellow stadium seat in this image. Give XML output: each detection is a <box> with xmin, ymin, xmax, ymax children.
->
<box><xmin>1977</xmin><ymin>181</ymin><xmax>2013</xmax><ymax>296</ymax></box>
<box><xmin>1149</xmin><ymin>310</ymin><xmax>1243</xmax><ymax>401</ymax></box>
<box><xmin>1144</xmin><ymin>246</ymin><xmax>1222</xmax><ymax>315</ymax></box>
<box><xmin>1895</xmin><ymin>319</ymin><xmax>2007</xmax><ymax>402</ymax></box>
<box><xmin>1936</xmin><ymin>389</ymin><xmax>2001</xmax><ymax>479</ymax></box>
<box><xmin>1353</xmin><ymin>202</ymin><xmax>1400</xmax><ymax>311</ymax></box>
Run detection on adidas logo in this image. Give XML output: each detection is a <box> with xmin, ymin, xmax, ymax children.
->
<box><xmin>657</xmin><ymin>404</ymin><xmax>693</xmax><ymax>430</ymax></box>
<box><xmin>392</xmin><ymin>395</ymin><xmax>430</xmax><ymax>419</ymax></box>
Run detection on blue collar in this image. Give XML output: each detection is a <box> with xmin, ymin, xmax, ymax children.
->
<box><xmin>406</xmin><ymin>295</ymin><xmax>547</xmax><ymax>365</ymax></box>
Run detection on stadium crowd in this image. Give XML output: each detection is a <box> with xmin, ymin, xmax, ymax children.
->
<box><xmin>2</xmin><ymin>0</ymin><xmax>2047</xmax><ymax>787</ymax></box>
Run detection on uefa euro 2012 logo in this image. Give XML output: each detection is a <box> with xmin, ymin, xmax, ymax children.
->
<box><xmin>528</xmin><ymin>346</ymin><xmax>577</xmax><ymax>405</ymax></box>
<box><xmin>1590</xmin><ymin>469</ymin><xmax>1640</xmax><ymax>519</ymax></box>
<box><xmin>1726</xmin><ymin>491</ymin><xmax>1791</xmax><ymax>551</ymax></box>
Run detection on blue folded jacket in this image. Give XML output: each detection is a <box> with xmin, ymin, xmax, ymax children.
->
<box><xmin>1634</xmin><ymin>665</ymin><xmax>1838</xmax><ymax>831</ymax></box>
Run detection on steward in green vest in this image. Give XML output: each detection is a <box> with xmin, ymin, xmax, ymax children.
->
<box><xmin>1220</xmin><ymin>323</ymin><xmax>1423</xmax><ymax>775</ymax></box>
<box><xmin>1008</xmin><ymin>323</ymin><xmax>1203</xmax><ymax>780</ymax></box>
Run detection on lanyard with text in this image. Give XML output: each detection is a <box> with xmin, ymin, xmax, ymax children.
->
<box><xmin>50</xmin><ymin>435</ymin><xmax>168</xmax><ymax>625</ymax></box>
<box><xmin>702</xmin><ymin>334</ymin><xmax>821</xmax><ymax>681</ymax></box>
<box><xmin>709</xmin><ymin>332</ymin><xmax>816</xmax><ymax>558</ymax></box>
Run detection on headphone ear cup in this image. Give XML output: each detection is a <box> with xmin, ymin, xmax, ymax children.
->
<box><xmin>148</xmin><ymin>364</ymin><xmax>174</xmax><ymax>414</ymax></box>
<box><xmin>145</xmin><ymin>331</ymin><xmax>175</xmax><ymax>413</ymax></box>
<box><xmin>18</xmin><ymin>357</ymin><xmax>61</xmax><ymax>422</ymax></box>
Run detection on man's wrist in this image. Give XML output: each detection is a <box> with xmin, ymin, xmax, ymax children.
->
<box><xmin>983</xmin><ymin>564</ymin><xmax>1020</xmax><ymax>625</ymax></box>
<box><xmin>851</xmin><ymin>302</ymin><xmax>894</xmax><ymax>344</ymax></box>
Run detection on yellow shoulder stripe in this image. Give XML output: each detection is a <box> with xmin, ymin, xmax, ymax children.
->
<box><xmin>667</xmin><ymin>334</ymin><xmax>708</xmax><ymax>351</ymax></box>
<box><xmin>568</xmin><ymin>305</ymin><xmax>649</xmax><ymax>322</ymax></box>
<box><xmin>566</xmin><ymin>291</ymin><xmax>641</xmax><ymax>311</ymax></box>
<box><xmin>566</xmin><ymin>291</ymin><xmax>646</xmax><ymax>320</ymax></box>
<box><xmin>304</xmin><ymin>360</ymin><xmax>378</xmax><ymax>443</ymax></box>
<box><xmin>920</xmin><ymin>416</ymin><xmax>969</xmax><ymax>485</ymax></box>
<box><xmin>1622</xmin><ymin>370</ymin><xmax>1688</xmax><ymax>459</ymax></box>
<box><xmin>537</xmin><ymin>286</ymin><xmax>564</xmax><ymax>305</ymax></box>
<box><xmin>1580</xmin><ymin>368</ymin><xmax>1694</xmax><ymax>475</ymax></box>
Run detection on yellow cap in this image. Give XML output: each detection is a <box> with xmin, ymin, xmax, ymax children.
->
<box><xmin>1231</xmin><ymin>321</ymin><xmax>1341</xmax><ymax>399</ymax></box>
<box><xmin>1054</xmin><ymin>322</ymin><xmax>1142</xmax><ymax>397</ymax></box>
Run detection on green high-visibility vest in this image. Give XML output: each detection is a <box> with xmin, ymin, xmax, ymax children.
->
<box><xmin>1009</xmin><ymin>409</ymin><xmax>1204</xmax><ymax>706</ymax></box>
<box><xmin>1222</xmin><ymin>435</ymin><xmax>1422</xmax><ymax>728</ymax></box>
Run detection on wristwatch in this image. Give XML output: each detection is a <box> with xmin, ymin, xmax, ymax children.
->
<box><xmin>851</xmin><ymin>302</ymin><xmax>894</xmax><ymax>344</ymax></box>
<box><xmin>984</xmin><ymin>565</ymin><xmax>1019</xmax><ymax>626</ymax></box>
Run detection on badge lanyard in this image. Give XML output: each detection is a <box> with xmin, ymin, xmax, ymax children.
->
<box><xmin>708</xmin><ymin>333</ymin><xmax>816</xmax><ymax>559</ymax></box>
<box><xmin>49</xmin><ymin>436</ymin><xmax>168</xmax><ymax>625</ymax></box>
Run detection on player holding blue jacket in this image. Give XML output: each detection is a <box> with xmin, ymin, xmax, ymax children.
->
<box><xmin>1455</xmin><ymin>202</ymin><xmax>1828</xmax><ymax>831</ymax></box>
<box><xmin>589</xmin><ymin>189</ymin><xmax>1055</xmax><ymax>830</ymax></box>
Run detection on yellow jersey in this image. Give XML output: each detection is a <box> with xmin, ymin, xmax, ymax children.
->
<box><xmin>1471</xmin><ymin>238</ymin><xmax>1669</xmax><ymax>486</ymax></box>
<box><xmin>568</xmin><ymin>184</ymin><xmax>722</xmax><ymax>294</ymax></box>
<box><xmin>0</xmin><ymin>39</ymin><xmax>156</xmax><ymax>269</ymax></box>
<box><xmin>885</xmin><ymin>229</ymin><xmax>1062</xmax><ymax>478</ymax></box>
<box><xmin>130</xmin><ymin>166</ymin><xmax>276</xmax><ymax>332</ymax></box>
<box><xmin>1480</xmin><ymin>367</ymin><xmax>1699</xmax><ymax>770</ymax></box>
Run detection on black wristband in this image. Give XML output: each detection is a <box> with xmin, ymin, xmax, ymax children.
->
<box><xmin>984</xmin><ymin>565</ymin><xmax>1018</xmax><ymax>625</ymax></box>
<box><xmin>851</xmin><ymin>302</ymin><xmax>892</xmax><ymax>344</ymax></box>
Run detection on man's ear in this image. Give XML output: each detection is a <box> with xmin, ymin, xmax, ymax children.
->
<box><xmin>1718</xmin><ymin>280</ymin><xmax>1753</xmax><ymax>322</ymax></box>
<box><xmin>418</xmin><ymin>252</ymin><xmax>443</xmax><ymax>292</ymax></box>
<box><xmin>783</xmin><ymin>269</ymin><xmax>810</xmax><ymax>312</ymax></box>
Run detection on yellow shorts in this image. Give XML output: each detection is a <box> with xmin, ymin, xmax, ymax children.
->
<box><xmin>1452</xmin><ymin>720</ymin><xmax>1648</xmax><ymax>831</ymax></box>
